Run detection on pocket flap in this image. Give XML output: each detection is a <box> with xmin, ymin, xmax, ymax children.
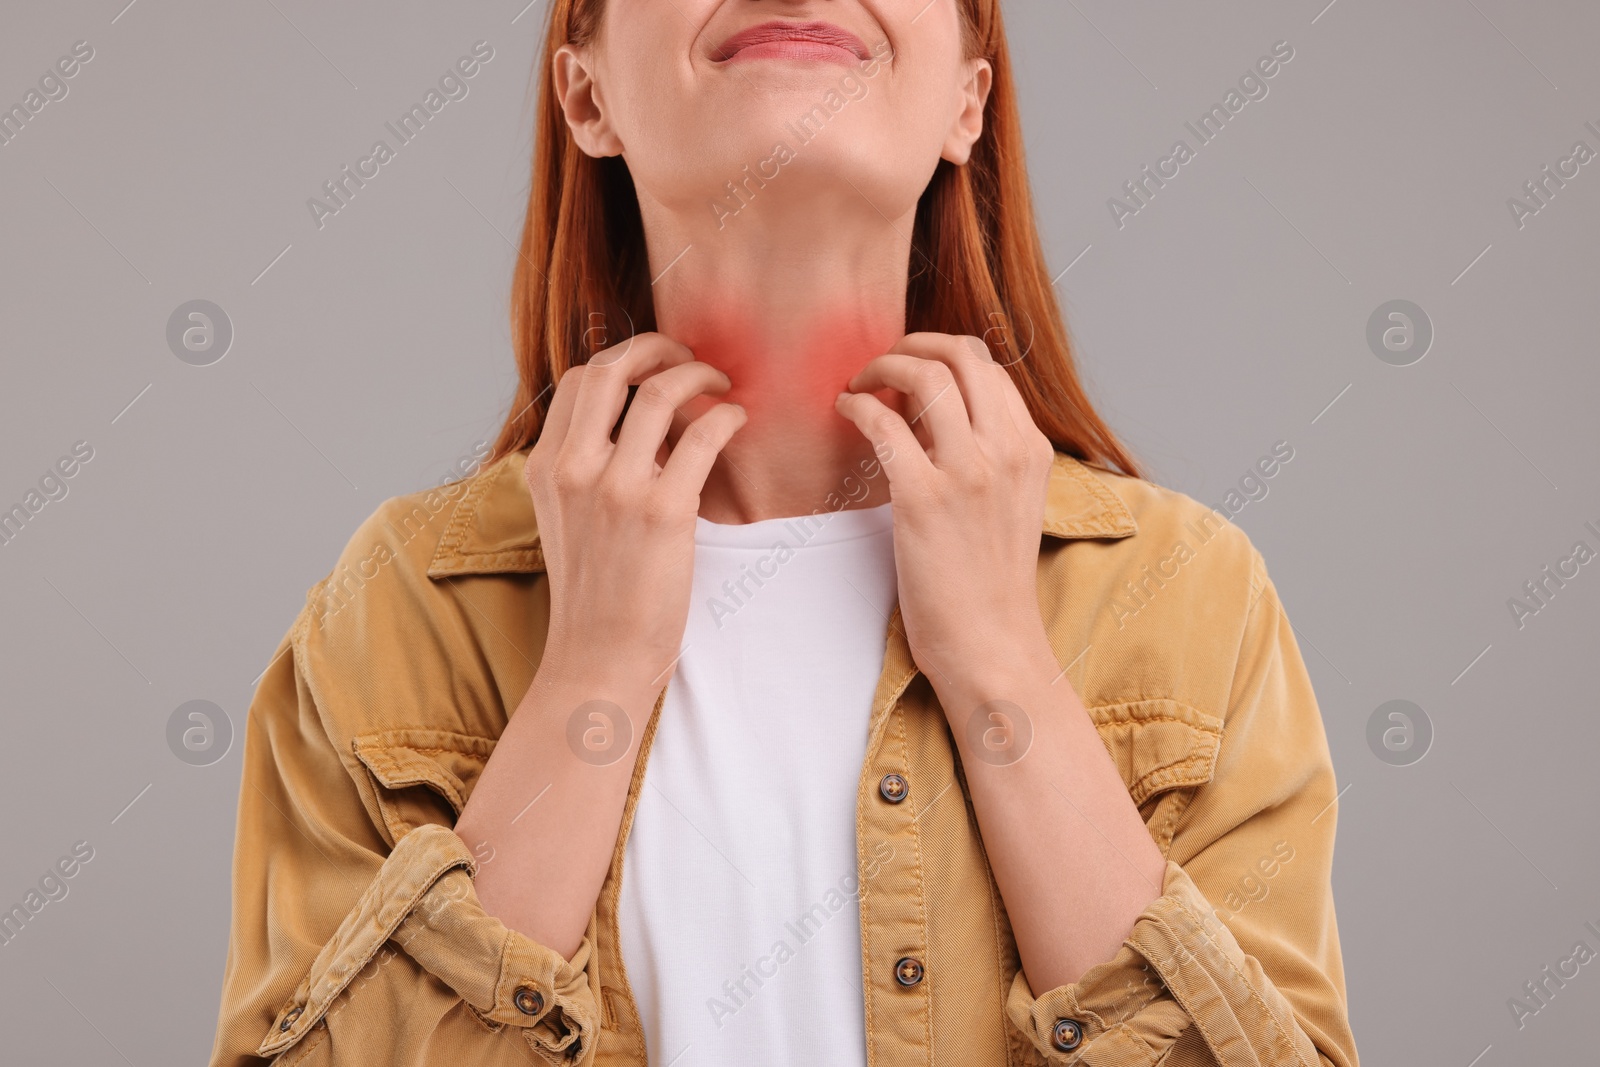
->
<box><xmin>1087</xmin><ymin>698</ymin><xmax>1222</xmax><ymax>807</ymax></box>
<box><xmin>352</xmin><ymin>730</ymin><xmax>498</xmax><ymax>840</ymax></box>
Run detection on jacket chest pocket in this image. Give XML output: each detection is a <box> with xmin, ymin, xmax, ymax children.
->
<box><xmin>351</xmin><ymin>729</ymin><xmax>498</xmax><ymax>845</ymax></box>
<box><xmin>1088</xmin><ymin>698</ymin><xmax>1222</xmax><ymax>853</ymax></box>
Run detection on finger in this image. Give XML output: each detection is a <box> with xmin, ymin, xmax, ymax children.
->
<box><xmin>833</xmin><ymin>390</ymin><xmax>931</xmax><ymax>485</ymax></box>
<box><xmin>985</xmin><ymin>355</ymin><xmax>1065</xmax><ymax>468</ymax></box>
<box><xmin>846</xmin><ymin>353</ymin><xmax>976</xmax><ymax>464</ymax></box>
<box><xmin>532</xmin><ymin>363</ymin><xmax>586</xmax><ymax>453</ymax></box>
<box><xmin>888</xmin><ymin>333</ymin><xmax>1013</xmax><ymax>437</ymax></box>
<box><xmin>568</xmin><ymin>333</ymin><xmax>696</xmax><ymax>455</ymax></box>
<box><xmin>994</xmin><ymin>363</ymin><xmax>1039</xmax><ymax>441</ymax></box>
<box><xmin>657</xmin><ymin>402</ymin><xmax>748</xmax><ymax>500</ymax></box>
<box><xmin>613</xmin><ymin>362</ymin><xmax>733</xmax><ymax>477</ymax></box>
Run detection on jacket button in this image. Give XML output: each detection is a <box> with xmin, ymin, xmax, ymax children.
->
<box><xmin>894</xmin><ymin>957</ymin><xmax>924</xmax><ymax>986</ymax></box>
<box><xmin>513</xmin><ymin>987</ymin><xmax>545</xmax><ymax>1016</ymax></box>
<box><xmin>879</xmin><ymin>773</ymin><xmax>908</xmax><ymax>803</ymax></box>
<box><xmin>278</xmin><ymin>1006</ymin><xmax>303</xmax><ymax>1032</ymax></box>
<box><xmin>1052</xmin><ymin>1017</ymin><xmax>1084</xmax><ymax>1051</ymax></box>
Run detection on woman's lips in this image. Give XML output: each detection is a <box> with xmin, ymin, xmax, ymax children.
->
<box><xmin>713</xmin><ymin>20</ymin><xmax>872</xmax><ymax>66</ymax></box>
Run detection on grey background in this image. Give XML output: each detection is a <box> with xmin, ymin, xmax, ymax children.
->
<box><xmin>1</xmin><ymin>0</ymin><xmax>1595</xmax><ymax>1063</ymax></box>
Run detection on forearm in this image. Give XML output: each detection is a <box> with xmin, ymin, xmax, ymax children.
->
<box><xmin>453</xmin><ymin>652</ymin><xmax>661</xmax><ymax>960</ymax></box>
<box><xmin>932</xmin><ymin>632</ymin><xmax>1167</xmax><ymax>992</ymax></box>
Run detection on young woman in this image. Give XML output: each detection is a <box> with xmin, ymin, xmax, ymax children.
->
<box><xmin>210</xmin><ymin>1</ymin><xmax>1359</xmax><ymax>1064</ymax></box>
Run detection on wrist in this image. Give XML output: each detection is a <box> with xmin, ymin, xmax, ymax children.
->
<box><xmin>923</xmin><ymin>626</ymin><xmax>1060</xmax><ymax>706</ymax></box>
<box><xmin>533</xmin><ymin>640</ymin><xmax>671</xmax><ymax>709</ymax></box>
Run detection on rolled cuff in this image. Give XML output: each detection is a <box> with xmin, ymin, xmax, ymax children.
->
<box><xmin>1007</xmin><ymin>860</ymin><xmax>1199</xmax><ymax>1066</ymax></box>
<box><xmin>257</xmin><ymin>823</ymin><xmax>599</xmax><ymax>1064</ymax></box>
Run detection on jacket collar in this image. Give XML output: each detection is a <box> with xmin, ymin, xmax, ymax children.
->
<box><xmin>427</xmin><ymin>448</ymin><xmax>1137</xmax><ymax>579</ymax></box>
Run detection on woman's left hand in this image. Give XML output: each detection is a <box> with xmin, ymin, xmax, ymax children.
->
<box><xmin>835</xmin><ymin>332</ymin><xmax>1059</xmax><ymax>687</ymax></box>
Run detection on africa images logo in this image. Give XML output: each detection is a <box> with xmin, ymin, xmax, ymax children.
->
<box><xmin>1107</xmin><ymin>40</ymin><xmax>1295</xmax><ymax>229</ymax></box>
<box><xmin>305</xmin><ymin>42</ymin><xmax>495</xmax><ymax>230</ymax></box>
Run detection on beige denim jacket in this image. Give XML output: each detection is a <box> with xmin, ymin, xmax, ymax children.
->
<box><xmin>209</xmin><ymin>448</ymin><xmax>1359</xmax><ymax>1066</ymax></box>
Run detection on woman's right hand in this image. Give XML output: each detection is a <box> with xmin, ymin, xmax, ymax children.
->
<box><xmin>525</xmin><ymin>332</ymin><xmax>747</xmax><ymax>694</ymax></box>
<box><xmin>455</xmin><ymin>334</ymin><xmax>743</xmax><ymax>958</ymax></box>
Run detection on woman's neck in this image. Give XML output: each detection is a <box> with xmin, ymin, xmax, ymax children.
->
<box><xmin>643</xmin><ymin>195</ymin><xmax>915</xmax><ymax>525</ymax></box>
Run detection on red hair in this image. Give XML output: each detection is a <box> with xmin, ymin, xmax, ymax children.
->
<box><xmin>489</xmin><ymin>0</ymin><xmax>1143</xmax><ymax>480</ymax></box>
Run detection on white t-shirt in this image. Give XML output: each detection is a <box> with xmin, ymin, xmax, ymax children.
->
<box><xmin>618</xmin><ymin>501</ymin><xmax>897</xmax><ymax>1067</ymax></box>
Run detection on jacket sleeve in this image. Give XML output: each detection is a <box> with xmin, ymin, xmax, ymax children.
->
<box><xmin>1006</xmin><ymin>549</ymin><xmax>1359</xmax><ymax>1067</ymax></box>
<box><xmin>208</xmin><ymin>613</ymin><xmax>602</xmax><ymax>1066</ymax></box>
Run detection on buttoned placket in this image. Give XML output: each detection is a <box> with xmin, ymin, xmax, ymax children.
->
<box><xmin>853</xmin><ymin>602</ymin><xmax>933</xmax><ymax>1064</ymax></box>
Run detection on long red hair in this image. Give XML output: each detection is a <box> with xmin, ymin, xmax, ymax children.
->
<box><xmin>489</xmin><ymin>0</ymin><xmax>1143</xmax><ymax>480</ymax></box>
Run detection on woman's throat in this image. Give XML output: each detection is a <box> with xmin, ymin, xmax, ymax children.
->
<box><xmin>663</xmin><ymin>304</ymin><xmax>903</xmax><ymax>439</ymax></box>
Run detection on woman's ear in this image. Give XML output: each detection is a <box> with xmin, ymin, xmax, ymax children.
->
<box><xmin>553</xmin><ymin>45</ymin><xmax>624</xmax><ymax>157</ymax></box>
<box><xmin>941</xmin><ymin>58</ymin><xmax>993</xmax><ymax>166</ymax></box>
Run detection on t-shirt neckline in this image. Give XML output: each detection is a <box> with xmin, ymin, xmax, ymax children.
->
<box><xmin>694</xmin><ymin>501</ymin><xmax>893</xmax><ymax>549</ymax></box>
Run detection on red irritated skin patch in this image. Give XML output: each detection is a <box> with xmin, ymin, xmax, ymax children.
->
<box><xmin>658</xmin><ymin>302</ymin><xmax>909</xmax><ymax>455</ymax></box>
